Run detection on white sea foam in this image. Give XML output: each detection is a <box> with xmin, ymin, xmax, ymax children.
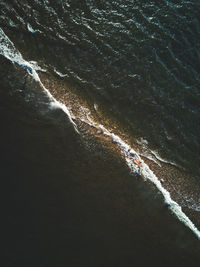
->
<box><xmin>150</xmin><ymin>150</ymin><xmax>178</xmax><ymax>166</ymax></box>
<box><xmin>0</xmin><ymin>28</ymin><xmax>45</xmax><ymax>73</ymax></box>
<box><xmin>1</xmin><ymin>28</ymin><xmax>200</xmax><ymax>240</ymax></box>
<box><xmin>54</xmin><ymin>68</ymin><xmax>69</xmax><ymax>78</ymax></box>
<box><xmin>83</xmin><ymin>113</ymin><xmax>200</xmax><ymax>240</ymax></box>
<box><xmin>27</xmin><ymin>23</ymin><xmax>42</xmax><ymax>34</ymax></box>
<box><xmin>0</xmin><ymin>28</ymin><xmax>79</xmax><ymax>134</ymax></box>
<box><xmin>30</xmin><ymin>70</ymin><xmax>79</xmax><ymax>133</ymax></box>
<box><xmin>27</xmin><ymin>23</ymin><xmax>36</xmax><ymax>33</ymax></box>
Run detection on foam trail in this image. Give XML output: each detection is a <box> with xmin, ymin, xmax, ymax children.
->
<box><xmin>54</xmin><ymin>68</ymin><xmax>69</xmax><ymax>78</ymax></box>
<box><xmin>27</xmin><ymin>23</ymin><xmax>37</xmax><ymax>34</ymax></box>
<box><xmin>150</xmin><ymin>150</ymin><xmax>178</xmax><ymax>167</ymax></box>
<box><xmin>83</xmin><ymin>116</ymin><xmax>200</xmax><ymax>240</ymax></box>
<box><xmin>1</xmin><ymin>28</ymin><xmax>200</xmax><ymax>240</ymax></box>
<box><xmin>115</xmin><ymin>135</ymin><xmax>200</xmax><ymax>239</ymax></box>
<box><xmin>114</xmin><ymin>134</ymin><xmax>200</xmax><ymax>239</ymax></box>
<box><xmin>0</xmin><ymin>28</ymin><xmax>79</xmax><ymax>134</ymax></box>
<box><xmin>0</xmin><ymin>28</ymin><xmax>43</xmax><ymax>72</ymax></box>
<box><xmin>30</xmin><ymin>70</ymin><xmax>79</xmax><ymax>133</ymax></box>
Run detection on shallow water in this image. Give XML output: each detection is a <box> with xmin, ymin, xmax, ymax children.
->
<box><xmin>1</xmin><ymin>0</ymin><xmax>200</xmax><ymax>176</ymax></box>
<box><xmin>1</xmin><ymin>56</ymin><xmax>200</xmax><ymax>266</ymax></box>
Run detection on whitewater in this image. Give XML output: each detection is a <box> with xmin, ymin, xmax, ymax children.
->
<box><xmin>1</xmin><ymin>27</ymin><xmax>200</xmax><ymax>240</ymax></box>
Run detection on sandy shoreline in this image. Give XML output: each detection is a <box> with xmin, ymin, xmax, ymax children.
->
<box><xmin>38</xmin><ymin>70</ymin><xmax>200</xmax><ymax>232</ymax></box>
<box><xmin>1</xmin><ymin>57</ymin><xmax>200</xmax><ymax>266</ymax></box>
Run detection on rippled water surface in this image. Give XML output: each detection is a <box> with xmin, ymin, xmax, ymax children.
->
<box><xmin>1</xmin><ymin>0</ymin><xmax>200</xmax><ymax>175</ymax></box>
<box><xmin>1</xmin><ymin>0</ymin><xmax>200</xmax><ymax>266</ymax></box>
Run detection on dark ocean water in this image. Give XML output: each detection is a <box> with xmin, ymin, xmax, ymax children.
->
<box><xmin>1</xmin><ymin>0</ymin><xmax>200</xmax><ymax>266</ymax></box>
<box><xmin>1</xmin><ymin>0</ymin><xmax>200</xmax><ymax>175</ymax></box>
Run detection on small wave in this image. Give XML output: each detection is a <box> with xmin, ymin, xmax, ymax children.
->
<box><xmin>79</xmin><ymin>113</ymin><xmax>200</xmax><ymax>240</ymax></box>
<box><xmin>27</xmin><ymin>23</ymin><xmax>36</xmax><ymax>34</ymax></box>
<box><xmin>0</xmin><ymin>28</ymin><xmax>79</xmax><ymax>134</ymax></box>
<box><xmin>54</xmin><ymin>68</ymin><xmax>69</xmax><ymax>78</ymax></box>
<box><xmin>1</xmin><ymin>27</ymin><xmax>200</xmax><ymax>240</ymax></box>
<box><xmin>27</xmin><ymin>23</ymin><xmax>42</xmax><ymax>34</ymax></box>
<box><xmin>181</xmin><ymin>195</ymin><xmax>200</xmax><ymax>212</ymax></box>
<box><xmin>150</xmin><ymin>150</ymin><xmax>178</xmax><ymax>167</ymax></box>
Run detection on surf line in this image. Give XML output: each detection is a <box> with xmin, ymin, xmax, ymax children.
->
<box><xmin>0</xmin><ymin>28</ymin><xmax>79</xmax><ymax>134</ymax></box>
<box><xmin>28</xmin><ymin>69</ymin><xmax>200</xmax><ymax>240</ymax></box>
<box><xmin>75</xmin><ymin>107</ymin><xmax>200</xmax><ymax>240</ymax></box>
<box><xmin>30</xmin><ymin>70</ymin><xmax>80</xmax><ymax>134</ymax></box>
<box><xmin>13</xmin><ymin>63</ymin><xmax>200</xmax><ymax>240</ymax></box>
<box><xmin>1</xmin><ymin>28</ymin><xmax>200</xmax><ymax>240</ymax></box>
<box><xmin>101</xmin><ymin>126</ymin><xmax>200</xmax><ymax>239</ymax></box>
<box><xmin>22</xmin><ymin>71</ymin><xmax>200</xmax><ymax>240</ymax></box>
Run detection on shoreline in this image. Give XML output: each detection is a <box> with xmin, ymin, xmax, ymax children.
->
<box><xmin>1</xmin><ymin>56</ymin><xmax>200</xmax><ymax>266</ymax></box>
<box><xmin>38</xmin><ymin>70</ymin><xmax>200</xmax><ymax>237</ymax></box>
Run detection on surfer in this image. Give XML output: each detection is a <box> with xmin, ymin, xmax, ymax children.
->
<box><xmin>136</xmin><ymin>160</ymin><xmax>143</xmax><ymax>175</ymax></box>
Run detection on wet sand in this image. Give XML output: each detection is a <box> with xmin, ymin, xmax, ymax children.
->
<box><xmin>1</xmin><ymin>57</ymin><xmax>200</xmax><ymax>266</ymax></box>
<box><xmin>39</xmin><ymin>70</ymin><xmax>200</xmax><ymax>230</ymax></box>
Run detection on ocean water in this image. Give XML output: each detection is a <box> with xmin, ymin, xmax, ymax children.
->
<box><xmin>1</xmin><ymin>0</ymin><xmax>200</xmax><ymax>266</ymax></box>
<box><xmin>1</xmin><ymin>0</ymin><xmax>200</xmax><ymax>175</ymax></box>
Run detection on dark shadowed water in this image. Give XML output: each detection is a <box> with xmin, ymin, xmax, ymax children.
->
<box><xmin>1</xmin><ymin>0</ymin><xmax>200</xmax><ymax>266</ymax></box>
<box><xmin>1</xmin><ymin>0</ymin><xmax>200</xmax><ymax>175</ymax></box>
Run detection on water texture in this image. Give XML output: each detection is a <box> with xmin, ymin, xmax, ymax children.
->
<box><xmin>1</xmin><ymin>0</ymin><xmax>200</xmax><ymax>266</ymax></box>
